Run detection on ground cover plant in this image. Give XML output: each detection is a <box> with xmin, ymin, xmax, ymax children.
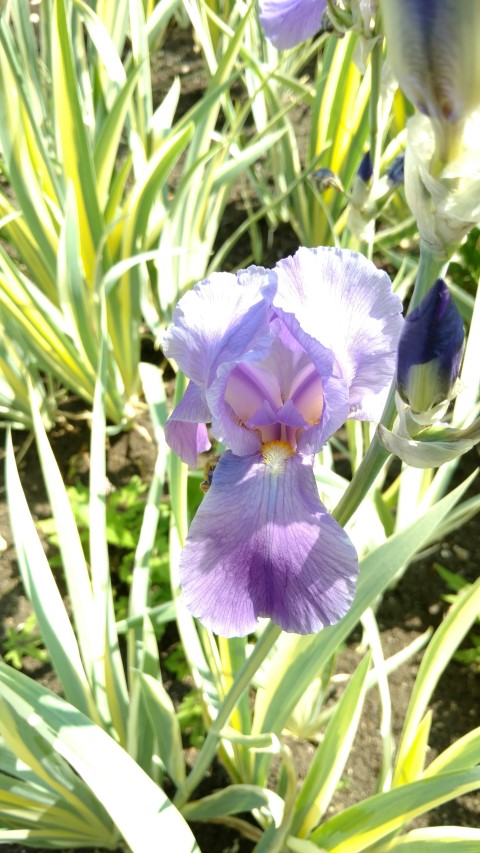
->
<box><xmin>0</xmin><ymin>1</ymin><xmax>480</xmax><ymax>851</ymax></box>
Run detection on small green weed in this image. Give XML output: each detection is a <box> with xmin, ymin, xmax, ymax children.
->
<box><xmin>3</xmin><ymin>614</ymin><xmax>48</xmax><ymax>670</ymax></box>
<box><xmin>436</xmin><ymin>563</ymin><xmax>480</xmax><ymax>670</ymax></box>
<box><xmin>38</xmin><ymin>476</ymin><xmax>170</xmax><ymax>623</ymax></box>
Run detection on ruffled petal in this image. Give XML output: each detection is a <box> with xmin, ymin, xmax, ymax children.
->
<box><xmin>163</xmin><ymin>268</ymin><xmax>274</xmax><ymax>388</ymax></box>
<box><xmin>165</xmin><ymin>382</ymin><xmax>212</xmax><ymax>467</ymax></box>
<box><xmin>259</xmin><ymin>0</ymin><xmax>325</xmax><ymax>50</ymax></box>
<box><xmin>179</xmin><ymin>451</ymin><xmax>358</xmax><ymax>637</ymax></box>
<box><xmin>274</xmin><ymin>247</ymin><xmax>403</xmax><ymax>422</ymax></box>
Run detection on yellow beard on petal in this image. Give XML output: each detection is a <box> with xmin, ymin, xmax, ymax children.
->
<box><xmin>261</xmin><ymin>440</ymin><xmax>295</xmax><ymax>474</ymax></box>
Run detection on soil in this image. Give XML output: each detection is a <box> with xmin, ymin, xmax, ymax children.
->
<box><xmin>0</xmin><ymin>15</ymin><xmax>479</xmax><ymax>853</ymax></box>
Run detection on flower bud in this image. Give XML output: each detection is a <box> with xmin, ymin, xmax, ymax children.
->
<box><xmin>381</xmin><ymin>0</ymin><xmax>480</xmax><ymax>165</ymax></box>
<box><xmin>357</xmin><ymin>150</ymin><xmax>373</xmax><ymax>183</ymax></box>
<box><xmin>387</xmin><ymin>153</ymin><xmax>404</xmax><ymax>186</ymax></box>
<box><xmin>396</xmin><ymin>279</ymin><xmax>464</xmax><ymax>424</ymax></box>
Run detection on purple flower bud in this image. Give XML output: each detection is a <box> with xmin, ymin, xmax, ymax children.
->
<box><xmin>358</xmin><ymin>150</ymin><xmax>373</xmax><ymax>183</ymax></box>
<box><xmin>311</xmin><ymin>167</ymin><xmax>344</xmax><ymax>193</ymax></box>
<box><xmin>396</xmin><ymin>279</ymin><xmax>464</xmax><ymax>420</ymax></box>
<box><xmin>387</xmin><ymin>153</ymin><xmax>405</xmax><ymax>186</ymax></box>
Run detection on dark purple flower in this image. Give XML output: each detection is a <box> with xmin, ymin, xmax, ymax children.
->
<box><xmin>258</xmin><ymin>0</ymin><xmax>325</xmax><ymax>49</ymax></box>
<box><xmin>396</xmin><ymin>279</ymin><xmax>464</xmax><ymax>418</ymax></box>
<box><xmin>164</xmin><ymin>248</ymin><xmax>403</xmax><ymax>636</ymax></box>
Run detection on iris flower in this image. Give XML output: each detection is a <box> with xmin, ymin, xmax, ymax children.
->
<box><xmin>258</xmin><ymin>0</ymin><xmax>326</xmax><ymax>49</ymax></box>
<box><xmin>258</xmin><ymin>1</ymin><xmax>377</xmax><ymax>52</ymax></box>
<box><xmin>164</xmin><ymin>248</ymin><xmax>403</xmax><ymax>636</ymax></box>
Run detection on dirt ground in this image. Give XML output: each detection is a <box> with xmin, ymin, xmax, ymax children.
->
<box><xmin>0</xmin><ymin>16</ymin><xmax>479</xmax><ymax>853</ymax></box>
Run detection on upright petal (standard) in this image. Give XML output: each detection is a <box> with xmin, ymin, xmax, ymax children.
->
<box><xmin>273</xmin><ymin>247</ymin><xmax>404</xmax><ymax>422</ymax></box>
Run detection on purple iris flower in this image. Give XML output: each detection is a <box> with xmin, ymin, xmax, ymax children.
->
<box><xmin>164</xmin><ymin>248</ymin><xmax>403</xmax><ymax>637</ymax></box>
<box><xmin>258</xmin><ymin>0</ymin><xmax>326</xmax><ymax>49</ymax></box>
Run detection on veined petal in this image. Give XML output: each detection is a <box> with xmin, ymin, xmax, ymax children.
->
<box><xmin>274</xmin><ymin>247</ymin><xmax>403</xmax><ymax>422</ymax></box>
<box><xmin>165</xmin><ymin>382</ymin><xmax>212</xmax><ymax>467</ymax></box>
<box><xmin>163</xmin><ymin>268</ymin><xmax>274</xmax><ymax>388</ymax></box>
<box><xmin>258</xmin><ymin>0</ymin><xmax>325</xmax><ymax>50</ymax></box>
<box><xmin>179</xmin><ymin>451</ymin><xmax>358</xmax><ymax>637</ymax></box>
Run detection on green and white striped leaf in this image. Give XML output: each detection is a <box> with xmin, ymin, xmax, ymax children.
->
<box><xmin>310</xmin><ymin>769</ymin><xmax>480</xmax><ymax>851</ymax></box>
<box><xmin>0</xmin><ymin>662</ymin><xmax>199</xmax><ymax>852</ymax></box>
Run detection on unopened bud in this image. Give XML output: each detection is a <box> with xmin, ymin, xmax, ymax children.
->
<box><xmin>396</xmin><ymin>279</ymin><xmax>464</xmax><ymax>424</ymax></box>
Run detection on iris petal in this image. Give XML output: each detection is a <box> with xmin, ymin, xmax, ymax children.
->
<box><xmin>179</xmin><ymin>451</ymin><xmax>358</xmax><ymax>636</ymax></box>
<box><xmin>163</xmin><ymin>268</ymin><xmax>274</xmax><ymax>388</ymax></box>
<box><xmin>274</xmin><ymin>247</ymin><xmax>404</xmax><ymax>422</ymax></box>
<box><xmin>259</xmin><ymin>0</ymin><xmax>325</xmax><ymax>50</ymax></box>
<box><xmin>164</xmin><ymin>382</ymin><xmax>212</xmax><ymax>467</ymax></box>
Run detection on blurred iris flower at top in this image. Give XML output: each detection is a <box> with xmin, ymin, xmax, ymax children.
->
<box><xmin>258</xmin><ymin>1</ymin><xmax>378</xmax><ymax>56</ymax></box>
<box><xmin>258</xmin><ymin>0</ymin><xmax>326</xmax><ymax>49</ymax></box>
<box><xmin>381</xmin><ymin>0</ymin><xmax>480</xmax><ymax>254</ymax></box>
<box><xmin>164</xmin><ymin>248</ymin><xmax>403</xmax><ymax>637</ymax></box>
<box><xmin>381</xmin><ymin>0</ymin><xmax>480</xmax><ymax>165</ymax></box>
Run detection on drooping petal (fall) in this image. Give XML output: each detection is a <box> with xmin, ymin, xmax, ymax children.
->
<box><xmin>273</xmin><ymin>247</ymin><xmax>404</xmax><ymax>422</ymax></box>
<box><xmin>258</xmin><ymin>0</ymin><xmax>325</xmax><ymax>50</ymax></box>
<box><xmin>179</xmin><ymin>450</ymin><xmax>358</xmax><ymax>636</ymax></box>
<box><xmin>165</xmin><ymin>382</ymin><xmax>212</xmax><ymax>467</ymax></box>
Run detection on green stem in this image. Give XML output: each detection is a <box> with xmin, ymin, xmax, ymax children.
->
<box><xmin>333</xmin><ymin>241</ymin><xmax>447</xmax><ymax>527</ymax></box>
<box><xmin>369</xmin><ymin>39</ymin><xmax>382</xmax><ymax>185</ymax></box>
<box><xmin>408</xmin><ymin>240</ymin><xmax>448</xmax><ymax>311</ymax></box>
<box><xmin>174</xmin><ymin>622</ymin><xmax>281</xmax><ymax>807</ymax></box>
<box><xmin>360</xmin><ymin>38</ymin><xmax>383</xmax><ymax>262</ymax></box>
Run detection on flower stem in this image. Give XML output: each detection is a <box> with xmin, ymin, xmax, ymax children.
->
<box><xmin>333</xmin><ymin>241</ymin><xmax>447</xmax><ymax>527</ymax></box>
<box><xmin>408</xmin><ymin>241</ymin><xmax>448</xmax><ymax>310</ymax></box>
<box><xmin>365</xmin><ymin>38</ymin><xmax>383</xmax><ymax>262</ymax></box>
<box><xmin>369</xmin><ymin>38</ymin><xmax>382</xmax><ymax>184</ymax></box>
<box><xmin>174</xmin><ymin>622</ymin><xmax>282</xmax><ymax>807</ymax></box>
